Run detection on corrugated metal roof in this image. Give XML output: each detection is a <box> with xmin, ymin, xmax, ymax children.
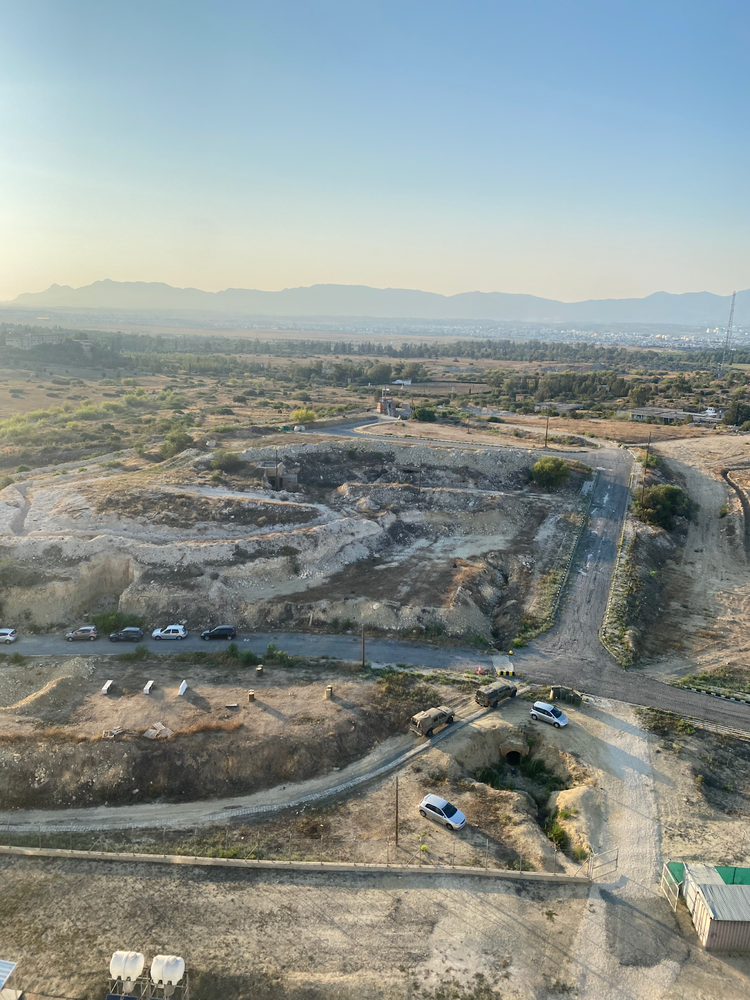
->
<box><xmin>699</xmin><ymin>884</ymin><xmax>750</xmax><ymax>922</ymax></box>
<box><xmin>685</xmin><ymin>863</ymin><xmax>725</xmax><ymax>885</ymax></box>
<box><xmin>0</xmin><ymin>959</ymin><xmax>17</xmax><ymax>990</ymax></box>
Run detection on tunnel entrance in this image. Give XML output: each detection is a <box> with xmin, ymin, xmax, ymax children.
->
<box><xmin>505</xmin><ymin>750</ymin><xmax>522</xmax><ymax>766</ymax></box>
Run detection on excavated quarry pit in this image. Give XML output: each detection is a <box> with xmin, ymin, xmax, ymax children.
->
<box><xmin>0</xmin><ymin>440</ymin><xmax>586</xmax><ymax>644</ymax></box>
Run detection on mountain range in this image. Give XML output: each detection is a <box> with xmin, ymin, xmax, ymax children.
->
<box><xmin>6</xmin><ymin>279</ymin><xmax>749</xmax><ymax>326</ymax></box>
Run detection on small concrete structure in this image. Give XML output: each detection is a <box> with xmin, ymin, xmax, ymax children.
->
<box><xmin>324</xmin><ymin>685</ymin><xmax>333</xmax><ymax>700</ymax></box>
<box><xmin>101</xmin><ymin>679</ymin><xmax>113</xmax><ymax>695</ymax></box>
<box><xmin>247</xmin><ymin>690</ymin><xmax>255</xmax><ymax>702</ymax></box>
<box><xmin>178</xmin><ymin>680</ymin><xmax>188</xmax><ymax>696</ymax></box>
<box><xmin>534</xmin><ymin>401</ymin><xmax>580</xmax><ymax>413</ymax></box>
<box><xmin>259</xmin><ymin>459</ymin><xmax>299</xmax><ymax>490</ymax></box>
<box><xmin>256</xmin><ymin>664</ymin><xmax>263</xmax><ymax>677</ymax></box>
<box><xmin>548</xmin><ymin>685</ymin><xmax>583</xmax><ymax>706</ymax></box>
<box><xmin>143</xmin><ymin>680</ymin><xmax>154</xmax><ymax>695</ymax></box>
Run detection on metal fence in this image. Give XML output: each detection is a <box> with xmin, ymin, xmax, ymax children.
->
<box><xmin>660</xmin><ymin>862</ymin><xmax>681</xmax><ymax>911</ymax></box>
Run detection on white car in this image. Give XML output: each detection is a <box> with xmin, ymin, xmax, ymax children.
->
<box><xmin>151</xmin><ymin>624</ymin><xmax>187</xmax><ymax>640</ymax></box>
<box><xmin>418</xmin><ymin>793</ymin><xmax>466</xmax><ymax>831</ymax></box>
<box><xmin>530</xmin><ymin>701</ymin><xmax>568</xmax><ymax>728</ymax></box>
<box><xmin>0</xmin><ymin>628</ymin><xmax>17</xmax><ymax>644</ymax></box>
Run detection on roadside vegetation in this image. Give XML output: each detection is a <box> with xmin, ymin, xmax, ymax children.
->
<box><xmin>530</xmin><ymin>456</ymin><xmax>570</xmax><ymax>489</ymax></box>
<box><xmin>633</xmin><ymin>483</ymin><xmax>696</xmax><ymax>530</ymax></box>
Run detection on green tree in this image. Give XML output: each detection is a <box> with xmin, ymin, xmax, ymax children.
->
<box><xmin>723</xmin><ymin>399</ymin><xmax>750</xmax><ymax>426</ymax></box>
<box><xmin>412</xmin><ymin>406</ymin><xmax>436</xmax><ymax>422</ymax></box>
<box><xmin>633</xmin><ymin>484</ymin><xmax>695</xmax><ymax>530</ymax></box>
<box><xmin>365</xmin><ymin>363</ymin><xmax>392</xmax><ymax>384</ymax></box>
<box><xmin>289</xmin><ymin>407</ymin><xmax>316</xmax><ymax>423</ymax></box>
<box><xmin>628</xmin><ymin>384</ymin><xmax>652</xmax><ymax>407</ymax></box>
<box><xmin>531</xmin><ymin>456</ymin><xmax>570</xmax><ymax>489</ymax></box>
<box><xmin>160</xmin><ymin>430</ymin><xmax>194</xmax><ymax>459</ymax></box>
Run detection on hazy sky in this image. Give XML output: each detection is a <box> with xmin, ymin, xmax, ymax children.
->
<box><xmin>1</xmin><ymin>1</ymin><xmax>749</xmax><ymax>302</ymax></box>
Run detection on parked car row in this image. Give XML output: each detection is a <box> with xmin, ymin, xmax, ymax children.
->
<box><xmin>61</xmin><ymin>624</ymin><xmax>238</xmax><ymax>642</ymax></box>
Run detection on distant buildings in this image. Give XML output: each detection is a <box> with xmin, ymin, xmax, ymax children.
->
<box><xmin>534</xmin><ymin>401</ymin><xmax>581</xmax><ymax>413</ymax></box>
<box><xmin>621</xmin><ymin>406</ymin><xmax>722</xmax><ymax>425</ymax></box>
<box><xmin>4</xmin><ymin>330</ymin><xmax>93</xmax><ymax>353</ymax></box>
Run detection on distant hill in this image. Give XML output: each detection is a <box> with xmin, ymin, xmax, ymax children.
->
<box><xmin>8</xmin><ymin>279</ymin><xmax>749</xmax><ymax>326</ymax></box>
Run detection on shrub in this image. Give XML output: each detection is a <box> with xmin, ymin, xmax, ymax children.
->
<box><xmin>91</xmin><ymin>611</ymin><xmax>144</xmax><ymax>633</ymax></box>
<box><xmin>211</xmin><ymin>449</ymin><xmax>244</xmax><ymax>474</ymax></box>
<box><xmin>544</xmin><ymin>816</ymin><xmax>570</xmax><ymax>851</ymax></box>
<box><xmin>238</xmin><ymin>649</ymin><xmax>260</xmax><ymax>666</ymax></box>
<box><xmin>265</xmin><ymin>641</ymin><xmax>295</xmax><ymax>667</ymax></box>
<box><xmin>531</xmin><ymin>456</ymin><xmax>570</xmax><ymax>489</ymax></box>
<box><xmin>9</xmin><ymin>652</ymin><xmax>25</xmax><ymax>665</ymax></box>
<box><xmin>633</xmin><ymin>484</ymin><xmax>695</xmax><ymax>531</ymax></box>
<box><xmin>289</xmin><ymin>407</ymin><xmax>316</xmax><ymax>424</ymax></box>
<box><xmin>160</xmin><ymin>430</ymin><xmax>194</xmax><ymax>459</ymax></box>
<box><xmin>412</xmin><ymin>406</ymin><xmax>436</xmax><ymax>422</ymax></box>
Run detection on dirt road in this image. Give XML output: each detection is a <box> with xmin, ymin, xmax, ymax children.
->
<box><xmin>517</xmin><ymin>446</ymin><xmax>750</xmax><ymax>731</ymax></box>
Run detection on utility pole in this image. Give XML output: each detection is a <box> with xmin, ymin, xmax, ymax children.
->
<box><xmin>544</xmin><ymin>413</ymin><xmax>550</xmax><ymax>449</ymax></box>
<box><xmin>640</xmin><ymin>431</ymin><xmax>652</xmax><ymax>506</ymax></box>
<box><xmin>720</xmin><ymin>291</ymin><xmax>737</xmax><ymax>374</ymax></box>
<box><xmin>275</xmin><ymin>448</ymin><xmax>279</xmax><ymax>490</ymax></box>
<box><xmin>361</xmin><ymin>625</ymin><xmax>365</xmax><ymax>669</ymax></box>
<box><xmin>395</xmin><ymin>775</ymin><xmax>399</xmax><ymax>848</ymax></box>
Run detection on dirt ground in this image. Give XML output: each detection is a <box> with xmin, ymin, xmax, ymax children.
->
<box><xmin>2</xmin><ymin>696</ymin><xmax>750</xmax><ymax>999</ymax></box>
<box><xmin>634</xmin><ymin>434</ymin><xmax>750</xmax><ymax>683</ymax></box>
<box><xmin>0</xmin><ymin>657</ymin><xmax>458</xmax><ymax>810</ymax></box>
<box><xmin>356</xmin><ymin>414</ymin><xmax>713</xmax><ymax>449</ymax></box>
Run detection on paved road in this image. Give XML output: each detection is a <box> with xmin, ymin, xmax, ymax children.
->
<box><xmin>10</xmin><ymin>439</ymin><xmax>750</xmax><ymax>733</ymax></box>
<box><xmin>14</xmin><ymin>628</ymin><xmax>494</xmax><ymax>667</ymax></box>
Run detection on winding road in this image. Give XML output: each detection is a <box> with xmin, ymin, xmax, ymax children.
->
<box><xmin>2</xmin><ymin>436</ymin><xmax>749</xmax><ymax>833</ymax></box>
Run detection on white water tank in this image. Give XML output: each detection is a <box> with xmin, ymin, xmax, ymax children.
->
<box><xmin>110</xmin><ymin>951</ymin><xmax>144</xmax><ymax>984</ymax></box>
<box><xmin>151</xmin><ymin>954</ymin><xmax>185</xmax><ymax>986</ymax></box>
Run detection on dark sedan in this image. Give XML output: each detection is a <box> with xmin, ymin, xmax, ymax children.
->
<box><xmin>200</xmin><ymin>625</ymin><xmax>237</xmax><ymax>640</ymax></box>
<box><xmin>109</xmin><ymin>627</ymin><xmax>144</xmax><ymax>642</ymax></box>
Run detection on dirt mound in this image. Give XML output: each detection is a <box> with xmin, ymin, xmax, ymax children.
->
<box><xmin>550</xmin><ymin>785</ymin><xmax>605</xmax><ymax>855</ymax></box>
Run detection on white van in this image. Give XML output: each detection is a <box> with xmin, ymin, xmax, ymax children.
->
<box><xmin>530</xmin><ymin>701</ymin><xmax>568</xmax><ymax>728</ymax></box>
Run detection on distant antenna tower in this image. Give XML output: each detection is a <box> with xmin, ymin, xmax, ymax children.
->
<box><xmin>720</xmin><ymin>291</ymin><xmax>737</xmax><ymax>373</ymax></box>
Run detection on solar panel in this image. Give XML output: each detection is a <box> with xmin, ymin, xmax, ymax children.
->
<box><xmin>0</xmin><ymin>959</ymin><xmax>17</xmax><ymax>990</ymax></box>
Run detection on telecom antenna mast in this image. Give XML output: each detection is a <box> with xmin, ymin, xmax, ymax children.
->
<box><xmin>720</xmin><ymin>291</ymin><xmax>737</xmax><ymax>372</ymax></box>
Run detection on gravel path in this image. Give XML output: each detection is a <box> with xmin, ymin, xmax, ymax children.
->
<box><xmin>569</xmin><ymin>699</ymin><xmax>687</xmax><ymax>1000</ymax></box>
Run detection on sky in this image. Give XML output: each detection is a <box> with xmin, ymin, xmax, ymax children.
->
<box><xmin>1</xmin><ymin>1</ymin><xmax>749</xmax><ymax>303</ymax></box>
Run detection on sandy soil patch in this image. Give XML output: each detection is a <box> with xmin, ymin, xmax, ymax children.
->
<box><xmin>636</xmin><ymin>434</ymin><xmax>750</xmax><ymax>679</ymax></box>
<box><xmin>0</xmin><ymin>658</ymin><xmax>459</xmax><ymax>810</ymax></box>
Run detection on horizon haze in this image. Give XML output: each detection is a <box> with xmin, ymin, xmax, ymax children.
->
<box><xmin>1</xmin><ymin>3</ymin><xmax>749</xmax><ymax>302</ymax></box>
<box><xmin>5</xmin><ymin>277</ymin><xmax>748</xmax><ymax>327</ymax></box>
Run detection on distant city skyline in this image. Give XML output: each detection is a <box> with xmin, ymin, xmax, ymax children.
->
<box><xmin>1</xmin><ymin>2</ymin><xmax>748</xmax><ymax>302</ymax></box>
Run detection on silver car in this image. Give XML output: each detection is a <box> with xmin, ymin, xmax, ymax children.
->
<box><xmin>530</xmin><ymin>701</ymin><xmax>568</xmax><ymax>728</ymax></box>
<box><xmin>0</xmin><ymin>628</ymin><xmax>17</xmax><ymax>644</ymax></box>
<box><xmin>418</xmin><ymin>793</ymin><xmax>466</xmax><ymax>831</ymax></box>
<box><xmin>152</xmin><ymin>624</ymin><xmax>187</xmax><ymax>640</ymax></box>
